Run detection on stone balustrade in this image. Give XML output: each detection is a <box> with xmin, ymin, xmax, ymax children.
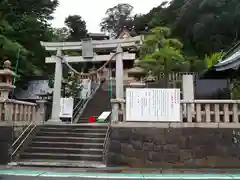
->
<box><xmin>111</xmin><ymin>99</ymin><xmax>240</xmax><ymax>127</ymax></box>
<box><xmin>159</xmin><ymin>72</ymin><xmax>197</xmax><ymax>81</ymax></box>
<box><xmin>181</xmin><ymin>100</ymin><xmax>240</xmax><ymax>123</ymax></box>
<box><xmin>0</xmin><ymin>99</ymin><xmax>37</xmax><ymax>125</ymax></box>
<box><xmin>0</xmin><ymin>99</ymin><xmax>48</xmax><ymax>126</ymax></box>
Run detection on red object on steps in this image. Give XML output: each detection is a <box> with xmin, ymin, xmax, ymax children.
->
<box><xmin>88</xmin><ymin>116</ymin><xmax>96</xmax><ymax>123</ymax></box>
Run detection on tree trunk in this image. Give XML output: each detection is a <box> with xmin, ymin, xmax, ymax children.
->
<box><xmin>163</xmin><ymin>58</ymin><xmax>169</xmax><ymax>88</ymax></box>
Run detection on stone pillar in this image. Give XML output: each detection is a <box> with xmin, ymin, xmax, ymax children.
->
<box><xmin>128</xmin><ymin>82</ymin><xmax>146</xmax><ymax>88</ymax></box>
<box><xmin>49</xmin><ymin>50</ymin><xmax>62</xmax><ymax>123</ymax></box>
<box><xmin>182</xmin><ymin>75</ymin><xmax>194</xmax><ymax>101</ymax></box>
<box><xmin>115</xmin><ymin>45</ymin><xmax>124</xmax><ymax>100</ymax></box>
<box><xmin>36</xmin><ymin>100</ymin><xmax>48</xmax><ymax>124</ymax></box>
<box><xmin>110</xmin><ymin>100</ymin><xmax>119</xmax><ymax>123</ymax></box>
<box><xmin>182</xmin><ymin>75</ymin><xmax>195</xmax><ymax>116</ymax></box>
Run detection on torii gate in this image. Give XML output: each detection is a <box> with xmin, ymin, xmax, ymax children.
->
<box><xmin>40</xmin><ymin>35</ymin><xmax>143</xmax><ymax>123</ymax></box>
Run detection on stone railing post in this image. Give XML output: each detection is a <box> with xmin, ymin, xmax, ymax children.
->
<box><xmin>36</xmin><ymin>100</ymin><xmax>48</xmax><ymax>124</ymax></box>
<box><xmin>4</xmin><ymin>101</ymin><xmax>13</xmax><ymax>124</ymax></box>
<box><xmin>110</xmin><ymin>99</ymin><xmax>119</xmax><ymax>123</ymax></box>
<box><xmin>110</xmin><ymin>99</ymin><xmax>126</xmax><ymax>123</ymax></box>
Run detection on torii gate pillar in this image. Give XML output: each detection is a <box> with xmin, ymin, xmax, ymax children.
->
<box><xmin>115</xmin><ymin>44</ymin><xmax>124</xmax><ymax>100</ymax></box>
<box><xmin>49</xmin><ymin>50</ymin><xmax>62</xmax><ymax>123</ymax></box>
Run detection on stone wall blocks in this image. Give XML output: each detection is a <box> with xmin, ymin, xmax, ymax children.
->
<box><xmin>191</xmin><ymin>145</ymin><xmax>213</xmax><ymax>159</ymax></box>
<box><xmin>107</xmin><ymin>153</ymin><xmax>126</xmax><ymax>166</ymax></box>
<box><xmin>143</xmin><ymin>142</ymin><xmax>154</xmax><ymax>151</ymax></box>
<box><xmin>130</xmin><ymin>140</ymin><xmax>143</xmax><ymax>150</ymax></box>
<box><xmin>130</xmin><ymin>133</ymin><xmax>143</xmax><ymax>141</ymax></box>
<box><xmin>123</xmin><ymin>156</ymin><xmax>145</xmax><ymax>168</ymax></box>
<box><xmin>179</xmin><ymin>149</ymin><xmax>192</xmax><ymax>161</ymax></box>
<box><xmin>162</xmin><ymin>144</ymin><xmax>179</xmax><ymax>153</ymax></box>
<box><xmin>162</xmin><ymin>153</ymin><xmax>180</xmax><ymax>163</ymax></box>
<box><xmin>109</xmin><ymin>129</ymin><xmax>121</xmax><ymax>139</ymax></box>
<box><xmin>147</xmin><ymin>151</ymin><xmax>162</xmax><ymax>162</ymax></box>
<box><xmin>142</xmin><ymin>135</ymin><xmax>154</xmax><ymax>143</ymax></box>
<box><xmin>153</xmin><ymin>144</ymin><xmax>163</xmax><ymax>152</ymax></box>
<box><xmin>107</xmin><ymin>127</ymin><xmax>240</xmax><ymax>168</ymax></box>
<box><xmin>108</xmin><ymin>140</ymin><xmax>122</xmax><ymax>153</ymax></box>
<box><xmin>121</xmin><ymin>143</ymin><xmax>136</xmax><ymax>157</ymax></box>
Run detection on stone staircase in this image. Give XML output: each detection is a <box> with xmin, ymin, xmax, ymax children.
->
<box><xmin>15</xmin><ymin>124</ymin><xmax>107</xmax><ymax>168</ymax></box>
<box><xmin>78</xmin><ymin>85</ymin><xmax>111</xmax><ymax>123</ymax></box>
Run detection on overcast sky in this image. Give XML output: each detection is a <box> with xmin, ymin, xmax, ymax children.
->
<box><xmin>51</xmin><ymin>0</ymin><xmax>163</xmax><ymax>33</ymax></box>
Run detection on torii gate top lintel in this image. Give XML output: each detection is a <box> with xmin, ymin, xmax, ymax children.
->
<box><xmin>40</xmin><ymin>35</ymin><xmax>143</xmax><ymax>51</ymax></box>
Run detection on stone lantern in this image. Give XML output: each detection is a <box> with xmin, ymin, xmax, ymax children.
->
<box><xmin>145</xmin><ymin>70</ymin><xmax>156</xmax><ymax>82</ymax></box>
<box><xmin>0</xmin><ymin>60</ymin><xmax>17</xmax><ymax>100</ymax></box>
<box><xmin>126</xmin><ymin>59</ymin><xmax>146</xmax><ymax>88</ymax></box>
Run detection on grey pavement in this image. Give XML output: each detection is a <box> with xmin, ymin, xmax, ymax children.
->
<box><xmin>3</xmin><ymin>165</ymin><xmax>240</xmax><ymax>174</ymax></box>
<box><xmin>0</xmin><ymin>176</ymin><xmax>230</xmax><ymax>180</ymax></box>
<box><xmin>0</xmin><ymin>176</ymin><xmax>83</xmax><ymax>180</ymax></box>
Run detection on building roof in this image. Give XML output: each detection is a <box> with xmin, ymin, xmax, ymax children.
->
<box><xmin>89</xmin><ymin>33</ymin><xmax>108</xmax><ymax>37</ymax></box>
<box><xmin>117</xmin><ymin>28</ymin><xmax>132</xmax><ymax>39</ymax></box>
<box><xmin>88</xmin><ymin>33</ymin><xmax>109</xmax><ymax>40</ymax></box>
<box><xmin>201</xmin><ymin>41</ymin><xmax>240</xmax><ymax>78</ymax></box>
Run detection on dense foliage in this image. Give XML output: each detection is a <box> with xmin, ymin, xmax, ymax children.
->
<box><xmin>0</xmin><ymin>0</ymin><xmax>58</xmax><ymax>78</ymax></box>
<box><xmin>1</xmin><ymin>0</ymin><xmax>240</xmax><ymax>82</ymax></box>
<box><xmin>100</xmin><ymin>0</ymin><xmax>240</xmax><ymax>72</ymax></box>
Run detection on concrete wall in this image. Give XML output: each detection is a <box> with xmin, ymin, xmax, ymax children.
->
<box><xmin>0</xmin><ymin>126</ymin><xmax>13</xmax><ymax>164</ymax></box>
<box><xmin>0</xmin><ymin>125</ymin><xmax>38</xmax><ymax>164</ymax></box>
<box><xmin>107</xmin><ymin>125</ymin><xmax>240</xmax><ymax>168</ymax></box>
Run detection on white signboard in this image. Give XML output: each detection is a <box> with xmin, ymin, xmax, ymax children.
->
<box><xmin>126</xmin><ymin>88</ymin><xmax>180</xmax><ymax>122</ymax></box>
<box><xmin>60</xmin><ymin>97</ymin><xmax>74</xmax><ymax>118</ymax></box>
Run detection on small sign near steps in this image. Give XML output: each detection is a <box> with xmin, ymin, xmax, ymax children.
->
<box><xmin>97</xmin><ymin>111</ymin><xmax>111</xmax><ymax>123</ymax></box>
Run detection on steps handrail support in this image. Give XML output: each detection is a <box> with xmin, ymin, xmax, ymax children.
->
<box><xmin>11</xmin><ymin>123</ymin><xmax>37</xmax><ymax>157</ymax></box>
<box><xmin>73</xmin><ymin>81</ymin><xmax>102</xmax><ymax>123</ymax></box>
<box><xmin>102</xmin><ymin>119</ymin><xmax>111</xmax><ymax>164</ymax></box>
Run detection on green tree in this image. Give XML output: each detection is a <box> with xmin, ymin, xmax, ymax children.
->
<box><xmin>129</xmin><ymin>0</ymin><xmax>240</xmax><ymax>61</ymax></box>
<box><xmin>0</xmin><ymin>0</ymin><xmax>58</xmax><ymax>86</ymax></box>
<box><xmin>65</xmin><ymin>15</ymin><xmax>88</xmax><ymax>41</ymax></box>
<box><xmin>100</xmin><ymin>3</ymin><xmax>134</xmax><ymax>37</ymax></box>
<box><xmin>53</xmin><ymin>27</ymin><xmax>70</xmax><ymax>41</ymax></box>
<box><xmin>140</xmin><ymin>27</ymin><xmax>185</xmax><ymax>86</ymax></box>
<box><xmin>204</xmin><ymin>52</ymin><xmax>225</xmax><ymax>69</ymax></box>
<box><xmin>65</xmin><ymin>72</ymin><xmax>80</xmax><ymax>97</ymax></box>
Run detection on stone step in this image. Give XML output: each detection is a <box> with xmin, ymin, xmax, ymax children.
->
<box><xmin>78</xmin><ymin>117</ymin><xmax>109</xmax><ymax>121</ymax></box>
<box><xmin>25</xmin><ymin>147</ymin><xmax>103</xmax><ymax>155</ymax></box>
<box><xmin>20</xmin><ymin>152</ymin><xmax>102</xmax><ymax>161</ymax></box>
<box><xmin>40</xmin><ymin>127</ymin><xmax>107</xmax><ymax>133</ymax></box>
<box><xmin>82</xmin><ymin>107</ymin><xmax>110</xmax><ymax>111</ymax></box>
<box><xmin>81</xmin><ymin>110</ymin><xmax>111</xmax><ymax>114</ymax></box>
<box><xmin>34</xmin><ymin>136</ymin><xmax>105</xmax><ymax>143</ymax></box>
<box><xmin>36</xmin><ymin>131</ymin><xmax>106</xmax><ymax>138</ymax></box>
<box><xmin>87</xmin><ymin>100</ymin><xmax>110</xmax><ymax>103</ymax></box>
<box><xmin>85</xmin><ymin>97</ymin><xmax>110</xmax><ymax>101</ymax></box>
<box><xmin>41</xmin><ymin>124</ymin><xmax>108</xmax><ymax>129</ymax></box>
<box><xmin>82</xmin><ymin>109</ymin><xmax>111</xmax><ymax>114</ymax></box>
<box><xmin>14</xmin><ymin>160</ymin><xmax>106</xmax><ymax>168</ymax></box>
<box><xmin>30</xmin><ymin>141</ymin><xmax>103</xmax><ymax>149</ymax></box>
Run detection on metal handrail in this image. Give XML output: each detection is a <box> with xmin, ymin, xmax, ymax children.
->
<box><xmin>73</xmin><ymin>82</ymin><xmax>102</xmax><ymax>123</ymax></box>
<box><xmin>12</xmin><ymin>121</ymin><xmax>34</xmax><ymax>147</ymax></box>
<box><xmin>12</xmin><ymin>124</ymin><xmax>37</xmax><ymax>156</ymax></box>
<box><xmin>72</xmin><ymin>98</ymin><xmax>87</xmax><ymax>120</ymax></box>
<box><xmin>102</xmin><ymin>119</ymin><xmax>111</xmax><ymax>164</ymax></box>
